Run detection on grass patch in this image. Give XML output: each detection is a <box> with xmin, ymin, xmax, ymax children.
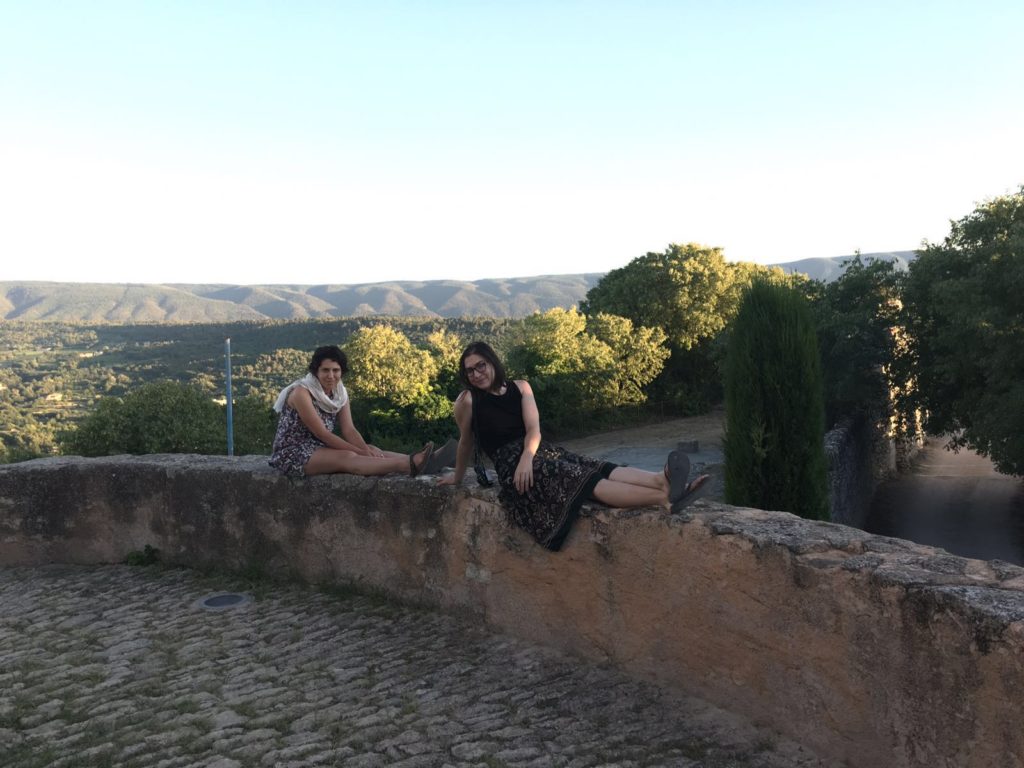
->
<box><xmin>399</xmin><ymin>694</ymin><xmax>418</xmax><ymax>717</ymax></box>
<box><xmin>173</xmin><ymin>697</ymin><xmax>201</xmax><ymax>715</ymax></box>
<box><xmin>0</xmin><ymin>744</ymin><xmax>58</xmax><ymax>768</ymax></box>
<box><xmin>0</xmin><ymin>694</ymin><xmax>36</xmax><ymax>729</ymax></box>
<box><xmin>77</xmin><ymin>667</ymin><xmax>108</xmax><ymax>688</ymax></box>
<box><xmin>674</xmin><ymin>738</ymin><xmax>711</xmax><ymax>760</ymax></box>
<box><xmin>232</xmin><ymin>702</ymin><xmax>261</xmax><ymax>719</ymax></box>
<box><xmin>124</xmin><ymin>544</ymin><xmax>160</xmax><ymax>566</ymax></box>
<box><xmin>57</xmin><ymin>700</ymin><xmax>95</xmax><ymax>725</ymax></box>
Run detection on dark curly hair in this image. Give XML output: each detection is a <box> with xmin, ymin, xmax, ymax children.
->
<box><xmin>308</xmin><ymin>345</ymin><xmax>348</xmax><ymax>375</ymax></box>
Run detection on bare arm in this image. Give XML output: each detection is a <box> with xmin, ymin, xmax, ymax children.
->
<box><xmin>514</xmin><ymin>379</ymin><xmax>541</xmax><ymax>493</ymax></box>
<box><xmin>287</xmin><ymin>388</ymin><xmax>363</xmax><ymax>453</ymax></box>
<box><xmin>437</xmin><ymin>390</ymin><xmax>475</xmax><ymax>486</ymax></box>
<box><xmin>336</xmin><ymin>400</ymin><xmax>383</xmax><ymax>457</ymax></box>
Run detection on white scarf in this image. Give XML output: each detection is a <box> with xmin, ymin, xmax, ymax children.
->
<box><xmin>273</xmin><ymin>372</ymin><xmax>349</xmax><ymax>414</ymax></box>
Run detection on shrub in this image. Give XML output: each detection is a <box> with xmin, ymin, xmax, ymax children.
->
<box><xmin>62</xmin><ymin>381</ymin><xmax>225</xmax><ymax>456</ymax></box>
<box><xmin>724</xmin><ymin>280</ymin><xmax>829</xmax><ymax>520</ymax></box>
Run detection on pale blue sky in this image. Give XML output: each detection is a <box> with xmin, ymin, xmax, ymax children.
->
<box><xmin>2</xmin><ymin>1</ymin><xmax>1022</xmax><ymax>285</ymax></box>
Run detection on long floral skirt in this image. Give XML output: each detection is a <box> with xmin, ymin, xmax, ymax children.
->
<box><xmin>492</xmin><ymin>439</ymin><xmax>616</xmax><ymax>552</ymax></box>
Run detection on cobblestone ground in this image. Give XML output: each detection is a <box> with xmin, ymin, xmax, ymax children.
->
<box><xmin>0</xmin><ymin>565</ymin><xmax>827</xmax><ymax>768</ymax></box>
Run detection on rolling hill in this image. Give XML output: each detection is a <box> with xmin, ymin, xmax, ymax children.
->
<box><xmin>0</xmin><ymin>275</ymin><xmax>604</xmax><ymax>323</ymax></box>
<box><xmin>769</xmin><ymin>251</ymin><xmax>916</xmax><ymax>282</ymax></box>
<box><xmin>0</xmin><ymin>251</ymin><xmax>916</xmax><ymax>323</ymax></box>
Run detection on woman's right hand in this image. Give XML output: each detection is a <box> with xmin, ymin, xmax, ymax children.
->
<box><xmin>514</xmin><ymin>453</ymin><xmax>534</xmax><ymax>493</ymax></box>
<box><xmin>436</xmin><ymin>472</ymin><xmax>460</xmax><ymax>486</ymax></box>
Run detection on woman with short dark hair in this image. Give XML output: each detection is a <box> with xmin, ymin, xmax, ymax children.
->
<box><xmin>269</xmin><ymin>344</ymin><xmax>434</xmax><ymax>477</ymax></box>
<box><xmin>438</xmin><ymin>341</ymin><xmax>708</xmax><ymax>551</ymax></box>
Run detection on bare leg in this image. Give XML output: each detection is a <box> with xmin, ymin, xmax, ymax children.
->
<box><xmin>304</xmin><ymin>446</ymin><xmax>429</xmax><ymax>477</ymax></box>
<box><xmin>590</xmin><ymin>478</ymin><xmax>668</xmax><ymax>509</ymax></box>
<box><xmin>606</xmin><ymin>466</ymin><xmax>668</xmax><ymax>493</ymax></box>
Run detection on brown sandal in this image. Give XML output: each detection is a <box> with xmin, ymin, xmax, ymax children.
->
<box><xmin>409</xmin><ymin>442</ymin><xmax>434</xmax><ymax>477</ymax></box>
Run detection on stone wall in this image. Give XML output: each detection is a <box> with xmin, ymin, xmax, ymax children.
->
<box><xmin>825</xmin><ymin>414</ymin><xmax>922</xmax><ymax>528</ymax></box>
<box><xmin>824</xmin><ymin>417</ymin><xmax>880</xmax><ymax>527</ymax></box>
<box><xmin>2</xmin><ymin>455</ymin><xmax>1023</xmax><ymax>768</ymax></box>
<box><xmin>825</xmin><ymin>419</ymin><xmax>868</xmax><ymax>527</ymax></box>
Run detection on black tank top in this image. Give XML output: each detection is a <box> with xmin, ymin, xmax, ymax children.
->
<box><xmin>473</xmin><ymin>381</ymin><xmax>526</xmax><ymax>458</ymax></box>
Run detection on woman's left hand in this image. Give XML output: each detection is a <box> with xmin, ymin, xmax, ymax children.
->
<box><xmin>514</xmin><ymin>454</ymin><xmax>534</xmax><ymax>493</ymax></box>
<box><xmin>364</xmin><ymin>445</ymin><xmax>385</xmax><ymax>458</ymax></box>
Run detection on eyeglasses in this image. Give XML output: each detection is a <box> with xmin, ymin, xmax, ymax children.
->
<box><xmin>464</xmin><ymin>361</ymin><xmax>488</xmax><ymax>378</ymax></box>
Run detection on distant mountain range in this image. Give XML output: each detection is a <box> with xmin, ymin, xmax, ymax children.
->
<box><xmin>0</xmin><ymin>251</ymin><xmax>915</xmax><ymax>323</ymax></box>
<box><xmin>771</xmin><ymin>250</ymin><xmax>917</xmax><ymax>283</ymax></box>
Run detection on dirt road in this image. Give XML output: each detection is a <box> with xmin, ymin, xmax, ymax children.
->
<box><xmin>865</xmin><ymin>437</ymin><xmax>1024</xmax><ymax>564</ymax></box>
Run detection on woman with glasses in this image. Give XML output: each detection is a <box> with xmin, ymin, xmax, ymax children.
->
<box><xmin>437</xmin><ymin>341</ymin><xmax>708</xmax><ymax>551</ymax></box>
<box><xmin>269</xmin><ymin>345</ymin><xmax>436</xmax><ymax>478</ymax></box>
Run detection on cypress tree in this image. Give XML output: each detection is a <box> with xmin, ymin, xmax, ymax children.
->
<box><xmin>724</xmin><ymin>280</ymin><xmax>829</xmax><ymax>520</ymax></box>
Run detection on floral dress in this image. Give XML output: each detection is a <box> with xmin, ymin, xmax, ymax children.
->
<box><xmin>268</xmin><ymin>402</ymin><xmax>337</xmax><ymax>477</ymax></box>
<box><xmin>474</xmin><ymin>382</ymin><xmax>616</xmax><ymax>551</ymax></box>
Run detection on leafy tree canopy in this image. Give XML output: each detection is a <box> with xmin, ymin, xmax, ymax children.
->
<box><xmin>900</xmin><ymin>186</ymin><xmax>1024</xmax><ymax>475</ymax></box>
<box><xmin>343</xmin><ymin>325</ymin><xmax>439</xmax><ymax>408</ymax></box>
<box><xmin>234</xmin><ymin>347</ymin><xmax>310</xmax><ymax>399</ymax></box>
<box><xmin>587</xmin><ymin>312</ymin><xmax>670</xmax><ymax>405</ymax></box>
<box><xmin>231</xmin><ymin>392</ymin><xmax>277</xmax><ymax>455</ymax></box>
<box><xmin>61</xmin><ymin>380</ymin><xmax>225</xmax><ymax>457</ymax></box>
<box><xmin>806</xmin><ymin>255</ymin><xmax>904</xmax><ymax>429</ymax></box>
<box><xmin>581</xmin><ymin>243</ymin><xmax>795</xmax><ymax>351</ymax></box>
<box><xmin>508</xmin><ymin>308</ymin><xmax>669</xmax><ymax>411</ymax></box>
<box><xmin>425</xmin><ymin>328</ymin><xmax>465</xmax><ymax>399</ymax></box>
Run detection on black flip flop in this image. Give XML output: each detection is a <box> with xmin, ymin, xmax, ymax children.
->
<box><xmin>670</xmin><ymin>473</ymin><xmax>710</xmax><ymax>513</ymax></box>
<box><xmin>664</xmin><ymin>450</ymin><xmax>691</xmax><ymax>504</ymax></box>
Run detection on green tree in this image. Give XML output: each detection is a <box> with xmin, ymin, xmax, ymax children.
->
<box><xmin>581</xmin><ymin>243</ymin><xmax>795</xmax><ymax>411</ymax></box>
<box><xmin>241</xmin><ymin>348</ymin><xmax>308</xmax><ymax>382</ymax></box>
<box><xmin>505</xmin><ymin>308</ymin><xmax>608</xmax><ymax>426</ymax></box>
<box><xmin>233</xmin><ymin>347</ymin><xmax>310</xmax><ymax>399</ymax></box>
<box><xmin>581</xmin><ymin>243</ymin><xmax>791</xmax><ymax>350</ymax></box>
<box><xmin>503</xmin><ymin>308</ymin><xmax>669</xmax><ymax>434</ymax></box>
<box><xmin>806</xmin><ymin>254</ymin><xmax>904</xmax><ymax>428</ymax></box>
<box><xmin>425</xmin><ymin>328</ymin><xmax>464</xmax><ymax>399</ymax></box>
<box><xmin>525</xmin><ymin>308</ymin><xmax>594</xmax><ymax>366</ymax></box>
<box><xmin>586</xmin><ymin>312</ymin><xmax>670</xmax><ymax>405</ymax></box>
<box><xmin>340</xmin><ymin>324</ymin><xmax>454</xmax><ymax>451</ymax></box>
<box><xmin>343</xmin><ymin>325</ymin><xmax>439</xmax><ymax>407</ymax></box>
<box><xmin>724</xmin><ymin>280</ymin><xmax>829</xmax><ymax>520</ymax></box>
<box><xmin>231</xmin><ymin>392</ymin><xmax>277</xmax><ymax>455</ymax></box>
<box><xmin>899</xmin><ymin>186</ymin><xmax>1024</xmax><ymax>475</ymax></box>
<box><xmin>61</xmin><ymin>381</ymin><xmax>225</xmax><ymax>456</ymax></box>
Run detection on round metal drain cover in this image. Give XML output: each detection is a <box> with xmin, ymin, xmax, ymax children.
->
<box><xmin>195</xmin><ymin>592</ymin><xmax>252</xmax><ymax>611</ymax></box>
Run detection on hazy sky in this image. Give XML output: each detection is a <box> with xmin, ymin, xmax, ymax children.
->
<box><xmin>2</xmin><ymin>1</ymin><xmax>1022</xmax><ymax>285</ymax></box>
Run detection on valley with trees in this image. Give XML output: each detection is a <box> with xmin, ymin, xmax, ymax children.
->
<box><xmin>2</xmin><ymin>188</ymin><xmax>1022</xmax><ymax>522</ymax></box>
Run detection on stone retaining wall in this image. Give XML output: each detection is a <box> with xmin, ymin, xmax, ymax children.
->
<box><xmin>2</xmin><ymin>455</ymin><xmax>1022</xmax><ymax>768</ymax></box>
<box><xmin>824</xmin><ymin>415</ymin><xmax>913</xmax><ymax>528</ymax></box>
<box><xmin>824</xmin><ymin>418</ymin><xmax>875</xmax><ymax>527</ymax></box>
